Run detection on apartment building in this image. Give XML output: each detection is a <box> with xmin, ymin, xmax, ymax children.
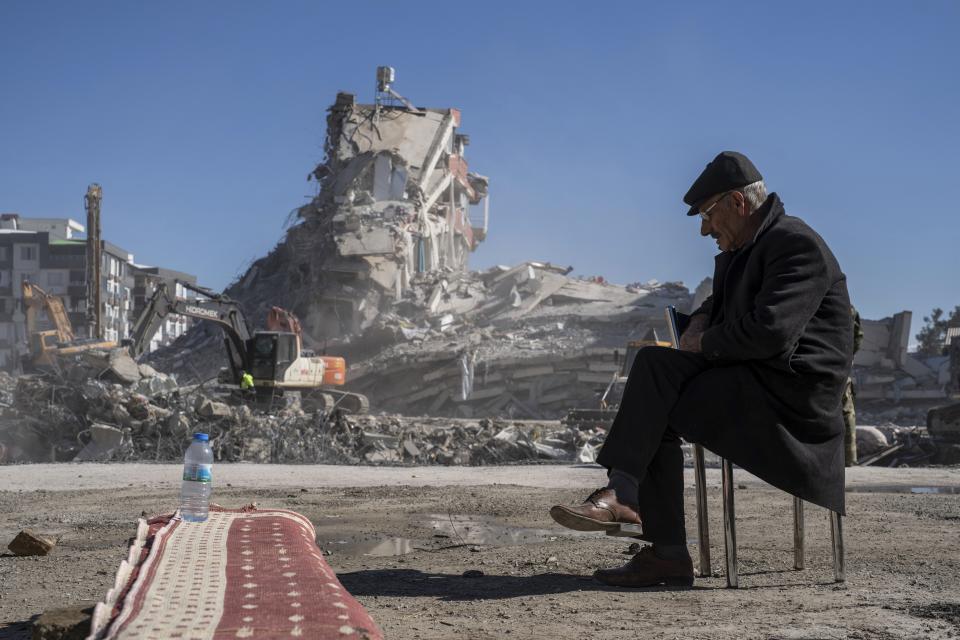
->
<box><xmin>0</xmin><ymin>214</ymin><xmax>196</xmax><ymax>369</ymax></box>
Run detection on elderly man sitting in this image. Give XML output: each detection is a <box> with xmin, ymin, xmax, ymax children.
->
<box><xmin>550</xmin><ymin>151</ymin><xmax>854</xmax><ymax>587</ymax></box>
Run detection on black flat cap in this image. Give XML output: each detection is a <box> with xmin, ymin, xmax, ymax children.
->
<box><xmin>683</xmin><ymin>151</ymin><xmax>762</xmax><ymax>216</ymax></box>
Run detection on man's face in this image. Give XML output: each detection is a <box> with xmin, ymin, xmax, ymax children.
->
<box><xmin>699</xmin><ymin>191</ymin><xmax>745</xmax><ymax>252</ymax></box>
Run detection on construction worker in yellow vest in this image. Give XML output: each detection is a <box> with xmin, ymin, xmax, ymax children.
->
<box><xmin>240</xmin><ymin>372</ymin><xmax>255</xmax><ymax>392</ymax></box>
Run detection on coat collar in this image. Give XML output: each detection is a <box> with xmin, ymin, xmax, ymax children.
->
<box><xmin>742</xmin><ymin>192</ymin><xmax>783</xmax><ymax>250</ymax></box>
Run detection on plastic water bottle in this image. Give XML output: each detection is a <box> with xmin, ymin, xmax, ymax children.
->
<box><xmin>180</xmin><ymin>433</ymin><xmax>213</xmax><ymax>522</ymax></box>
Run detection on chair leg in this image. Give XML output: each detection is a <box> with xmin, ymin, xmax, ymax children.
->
<box><xmin>721</xmin><ymin>458</ymin><xmax>738</xmax><ymax>588</ymax></box>
<box><xmin>793</xmin><ymin>496</ymin><xmax>805</xmax><ymax>570</ymax></box>
<box><xmin>693</xmin><ymin>444</ymin><xmax>711</xmax><ymax>577</ymax></box>
<box><xmin>830</xmin><ymin>511</ymin><xmax>845</xmax><ymax>583</ymax></box>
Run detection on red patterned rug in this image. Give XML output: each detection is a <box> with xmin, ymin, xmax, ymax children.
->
<box><xmin>87</xmin><ymin>505</ymin><xmax>382</xmax><ymax>639</ymax></box>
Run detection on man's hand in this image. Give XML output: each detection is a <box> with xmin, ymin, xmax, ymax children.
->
<box><xmin>678</xmin><ymin>314</ymin><xmax>709</xmax><ymax>353</ymax></box>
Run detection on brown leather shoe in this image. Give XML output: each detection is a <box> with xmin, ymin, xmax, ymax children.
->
<box><xmin>594</xmin><ymin>546</ymin><xmax>694</xmax><ymax>588</ymax></box>
<box><xmin>549</xmin><ymin>488</ymin><xmax>642</xmax><ymax>533</ymax></box>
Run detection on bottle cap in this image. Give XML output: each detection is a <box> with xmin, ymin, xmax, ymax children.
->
<box><xmin>193</xmin><ymin>433</ymin><xmax>210</xmax><ymax>442</ymax></box>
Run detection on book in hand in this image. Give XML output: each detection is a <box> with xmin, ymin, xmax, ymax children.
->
<box><xmin>664</xmin><ymin>306</ymin><xmax>692</xmax><ymax>349</ymax></box>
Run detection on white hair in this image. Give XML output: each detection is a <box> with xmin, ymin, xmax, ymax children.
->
<box><xmin>738</xmin><ymin>180</ymin><xmax>767</xmax><ymax>213</ymax></box>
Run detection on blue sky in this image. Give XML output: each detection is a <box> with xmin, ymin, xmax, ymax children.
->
<box><xmin>1</xmin><ymin>1</ymin><xmax>958</xmax><ymax>342</ymax></box>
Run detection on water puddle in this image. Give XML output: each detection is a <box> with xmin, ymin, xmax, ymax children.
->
<box><xmin>909</xmin><ymin>486</ymin><xmax>960</xmax><ymax>494</ymax></box>
<box><xmin>319</xmin><ymin>513</ymin><xmax>594</xmax><ymax>557</ymax></box>
<box><xmin>846</xmin><ymin>485</ymin><xmax>960</xmax><ymax>495</ymax></box>
<box><xmin>426</xmin><ymin>513</ymin><xmax>572</xmax><ymax>546</ymax></box>
<box><xmin>322</xmin><ymin>537</ymin><xmax>416</xmax><ymax>557</ymax></box>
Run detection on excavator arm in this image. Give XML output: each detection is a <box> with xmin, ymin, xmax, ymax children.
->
<box><xmin>127</xmin><ymin>281</ymin><xmax>253</xmax><ymax>383</ymax></box>
<box><xmin>22</xmin><ymin>281</ymin><xmax>75</xmax><ymax>343</ymax></box>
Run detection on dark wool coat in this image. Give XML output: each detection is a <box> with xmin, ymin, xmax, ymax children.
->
<box><xmin>675</xmin><ymin>193</ymin><xmax>853</xmax><ymax>513</ymax></box>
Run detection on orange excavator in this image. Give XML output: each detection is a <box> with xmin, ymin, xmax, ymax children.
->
<box><xmin>21</xmin><ymin>281</ymin><xmax>116</xmax><ymax>368</ymax></box>
<box><xmin>126</xmin><ymin>281</ymin><xmax>368</xmax><ymax>413</ymax></box>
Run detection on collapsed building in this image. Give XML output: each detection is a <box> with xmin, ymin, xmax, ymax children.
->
<box><xmin>852</xmin><ymin>311</ymin><xmax>954</xmax><ymax>425</ymax></box>
<box><xmin>222</xmin><ymin>71</ymin><xmax>490</xmax><ymax>345</ymax></box>
<box><xmin>150</xmin><ymin>69</ymin><xmax>692</xmax><ymax>419</ymax></box>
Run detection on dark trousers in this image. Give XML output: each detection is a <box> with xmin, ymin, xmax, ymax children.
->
<box><xmin>596</xmin><ymin>346</ymin><xmax>711</xmax><ymax>546</ymax></box>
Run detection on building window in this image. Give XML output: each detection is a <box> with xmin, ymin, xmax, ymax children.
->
<box><xmin>47</xmin><ymin>271</ymin><xmax>65</xmax><ymax>286</ymax></box>
<box><xmin>0</xmin><ymin>247</ymin><xmax>7</xmax><ymax>261</ymax></box>
<box><xmin>0</xmin><ymin>271</ymin><xmax>9</xmax><ymax>287</ymax></box>
<box><xmin>20</xmin><ymin>246</ymin><xmax>36</xmax><ymax>261</ymax></box>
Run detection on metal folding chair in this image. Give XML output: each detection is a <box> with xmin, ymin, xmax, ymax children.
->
<box><xmin>692</xmin><ymin>444</ymin><xmax>845</xmax><ymax>588</ymax></box>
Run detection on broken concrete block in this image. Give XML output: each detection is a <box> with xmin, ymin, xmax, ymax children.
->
<box><xmin>32</xmin><ymin>603</ymin><xmax>93</xmax><ymax>640</ymax></box>
<box><xmin>134</xmin><ymin>374</ymin><xmax>178</xmax><ymax>397</ymax></box>
<box><xmin>534</xmin><ymin>442</ymin><xmax>566</xmax><ymax>459</ymax></box>
<box><xmin>106</xmin><ymin>350</ymin><xmax>142</xmax><ymax>385</ymax></box>
<box><xmin>138</xmin><ymin>363</ymin><xmax>159</xmax><ymax>379</ymax></box>
<box><xmin>856</xmin><ymin>426</ymin><xmax>889</xmax><ymax>457</ymax></box>
<box><xmin>167</xmin><ymin>411</ymin><xmax>191</xmax><ymax>434</ymax></box>
<box><xmin>8</xmin><ymin>529</ymin><xmax>56</xmax><ymax>556</ymax></box>
<box><xmin>73</xmin><ymin>423</ymin><xmax>124</xmax><ymax>462</ymax></box>
<box><xmin>434</xmin><ymin>313</ymin><xmax>455</xmax><ymax>331</ymax></box>
<box><xmin>576</xmin><ymin>443</ymin><xmax>597</xmax><ymax>464</ymax></box>
<box><xmin>196</xmin><ymin>398</ymin><xmax>232</xmax><ymax>419</ymax></box>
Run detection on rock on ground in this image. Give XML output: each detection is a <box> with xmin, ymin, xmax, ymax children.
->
<box><xmin>7</xmin><ymin>529</ymin><xmax>56</xmax><ymax>556</ymax></box>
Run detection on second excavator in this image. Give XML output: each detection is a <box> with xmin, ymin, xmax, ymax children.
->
<box><xmin>21</xmin><ymin>281</ymin><xmax>116</xmax><ymax>369</ymax></box>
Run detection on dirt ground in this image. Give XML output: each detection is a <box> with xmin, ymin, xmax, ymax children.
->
<box><xmin>1</xmin><ymin>464</ymin><xmax>958</xmax><ymax>640</ymax></box>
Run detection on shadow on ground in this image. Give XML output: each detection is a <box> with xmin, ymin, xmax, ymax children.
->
<box><xmin>0</xmin><ymin>618</ymin><xmax>34</xmax><ymax>640</ymax></box>
<box><xmin>338</xmin><ymin>569</ymin><xmax>711</xmax><ymax>600</ymax></box>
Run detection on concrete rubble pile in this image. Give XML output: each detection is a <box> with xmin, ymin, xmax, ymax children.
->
<box><xmin>841</xmin><ymin>310</ymin><xmax>960</xmax><ymax>465</ymax></box>
<box><xmin>146</xmin><ymin>83</ymin><xmax>694</xmax><ymax>420</ymax></box>
<box><xmin>0</xmin><ymin>349</ymin><xmax>611</xmax><ymax>465</ymax></box>
<box><xmin>853</xmin><ymin>311</ymin><xmax>953</xmax><ymax>424</ymax></box>
<box><xmin>0</xmin><ymin>351</ymin><xmax>186</xmax><ymax>463</ymax></box>
<box><xmin>344</xmin><ymin>272</ymin><xmax>691</xmax><ymax>418</ymax></box>
<box><xmin>853</xmin><ymin>424</ymin><xmax>944</xmax><ymax>466</ymax></box>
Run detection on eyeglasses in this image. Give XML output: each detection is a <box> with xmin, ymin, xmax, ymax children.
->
<box><xmin>698</xmin><ymin>192</ymin><xmax>731</xmax><ymax>222</ymax></box>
